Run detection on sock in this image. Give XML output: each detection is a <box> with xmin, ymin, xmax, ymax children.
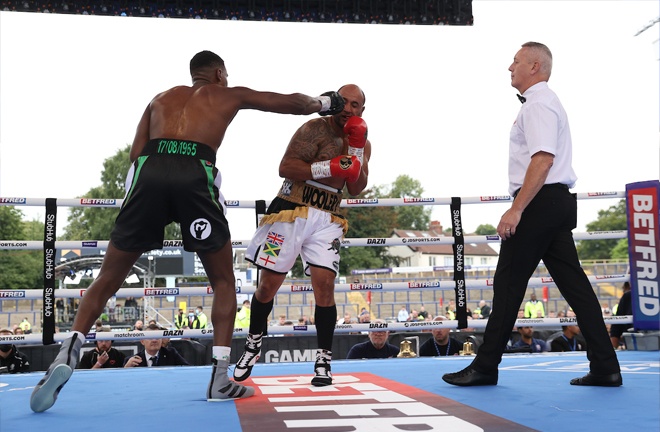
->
<box><xmin>249</xmin><ymin>296</ymin><xmax>274</xmax><ymax>335</ymax></box>
<box><xmin>71</xmin><ymin>331</ymin><xmax>86</xmax><ymax>344</ymax></box>
<box><xmin>314</xmin><ymin>305</ymin><xmax>337</xmax><ymax>351</ymax></box>
<box><xmin>212</xmin><ymin>346</ymin><xmax>231</xmax><ymax>362</ymax></box>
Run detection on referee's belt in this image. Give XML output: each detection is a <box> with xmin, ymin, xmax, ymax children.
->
<box><xmin>276</xmin><ymin>180</ymin><xmax>343</xmax><ymax>216</ymax></box>
<box><xmin>513</xmin><ymin>183</ymin><xmax>568</xmax><ymax>198</ymax></box>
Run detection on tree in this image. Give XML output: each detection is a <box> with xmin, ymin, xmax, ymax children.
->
<box><xmin>576</xmin><ymin>200</ymin><xmax>627</xmax><ymax>260</ymax></box>
<box><xmin>610</xmin><ymin>239</ymin><xmax>629</xmax><ymax>260</ymax></box>
<box><xmin>339</xmin><ymin>187</ymin><xmax>399</xmax><ymax>275</ymax></box>
<box><xmin>0</xmin><ymin>207</ymin><xmax>43</xmax><ymax>289</ymax></box>
<box><xmin>379</xmin><ymin>175</ymin><xmax>432</xmax><ymax>230</ymax></box>
<box><xmin>63</xmin><ymin>145</ymin><xmax>181</xmax><ymax>241</ymax></box>
<box><xmin>475</xmin><ymin>224</ymin><xmax>497</xmax><ymax>235</ymax></box>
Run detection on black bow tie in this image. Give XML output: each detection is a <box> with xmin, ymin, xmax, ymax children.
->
<box><xmin>517</xmin><ymin>94</ymin><xmax>526</xmax><ymax>104</ymax></box>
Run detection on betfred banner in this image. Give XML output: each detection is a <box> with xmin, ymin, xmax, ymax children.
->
<box><xmin>626</xmin><ymin>180</ymin><xmax>660</xmax><ymax>330</ymax></box>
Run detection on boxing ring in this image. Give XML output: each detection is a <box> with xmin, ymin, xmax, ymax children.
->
<box><xmin>1</xmin><ymin>188</ymin><xmax>659</xmax><ymax>431</ymax></box>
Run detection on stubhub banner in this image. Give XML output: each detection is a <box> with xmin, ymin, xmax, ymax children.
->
<box><xmin>626</xmin><ymin>180</ymin><xmax>660</xmax><ymax>330</ymax></box>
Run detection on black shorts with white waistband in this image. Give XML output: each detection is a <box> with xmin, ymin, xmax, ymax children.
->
<box><xmin>111</xmin><ymin>139</ymin><xmax>229</xmax><ymax>253</ymax></box>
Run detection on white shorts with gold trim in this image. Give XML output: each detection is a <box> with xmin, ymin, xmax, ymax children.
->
<box><xmin>245</xmin><ymin>206</ymin><xmax>343</xmax><ymax>276</ymax></box>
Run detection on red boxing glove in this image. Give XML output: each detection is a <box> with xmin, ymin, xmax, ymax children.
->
<box><xmin>343</xmin><ymin>116</ymin><xmax>368</xmax><ymax>164</ymax></box>
<box><xmin>311</xmin><ymin>155</ymin><xmax>361</xmax><ymax>183</ymax></box>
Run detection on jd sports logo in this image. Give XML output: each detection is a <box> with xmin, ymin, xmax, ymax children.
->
<box><xmin>190</xmin><ymin>218</ymin><xmax>211</xmax><ymax>240</ymax></box>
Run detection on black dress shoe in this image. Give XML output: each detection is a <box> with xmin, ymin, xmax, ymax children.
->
<box><xmin>570</xmin><ymin>372</ymin><xmax>622</xmax><ymax>387</ymax></box>
<box><xmin>442</xmin><ymin>366</ymin><xmax>498</xmax><ymax>387</ymax></box>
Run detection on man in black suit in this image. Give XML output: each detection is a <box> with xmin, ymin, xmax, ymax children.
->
<box><xmin>124</xmin><ymin>324</ymin><xmax>189</xmax><ymax>368</ymax></box>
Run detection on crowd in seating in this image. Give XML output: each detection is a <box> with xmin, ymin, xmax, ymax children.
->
<box><xmin>1</xmin><ymin>1</ymin><xmax>474</xmax><ymax>25</ymax></box>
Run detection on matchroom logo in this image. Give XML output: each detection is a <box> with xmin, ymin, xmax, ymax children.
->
<box><xmin>235</xmin><ymin>373</ymin><xmax>534</xmax><ymax>431</ymax></box>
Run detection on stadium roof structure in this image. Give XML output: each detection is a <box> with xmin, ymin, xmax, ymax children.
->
<box><xmin>55</xmin><ymin>255</ymin><xmax>149</xmax><ymax>284</ymax></box>
<box><xmin>3</xmin><ymin>0</ymin><xmax>474</xmax><ymax>25</ymax></box>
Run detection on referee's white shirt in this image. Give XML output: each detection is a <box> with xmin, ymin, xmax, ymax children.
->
<box><xmin>508</xmin><ymin>81</ymin><xmax>578</xmax><ymax>196</ymax></box>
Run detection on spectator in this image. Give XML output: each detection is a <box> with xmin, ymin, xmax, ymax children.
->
<box><xmin>551</xmin><ymin>325</ymin><xmax>586</xmax><ymax>352</ymax></box>
<box><xmin>174</xmin><ymin>309</ymin><xmax>187</xmax><ymax>329</ymax></box>
<box><xmin>346</xmin><ymin>321</ymin><xmax>399</xmax><ymax>359</ymax></box>
<box><xmin>337</xmin><ymin>312</ymin><xmax>354</xmax><ymax>324</ymax></box>
<box><xmin>234</xmin><ymin>300</ymin><xmax>251</xmax><ymax>329</ymax></box>
<box><xmin>409</xmin><ymin>309</ymin><xmax>423</xmax><ymax>322</ymax></box>
<box><xmin>133</xmin><ymin>320</ymin><xmax>144</xmax><ymax>331</ymax></box>
<box><xmin>94</xmin><ymin>319</ymin><xmax>104</xmax><ymax>332</ymax></box>
<box><xmin>524</xmin><ymin>293</ymin><xmax>545</xmax><ymax>318</ymax></box>
<box><xmin>192</xmin><ymin>306</ymin><xmax>208</xmax><ymax>329</ymax></box>
<box><xmin>107</xmin><ymin>296</ymin><xmax>117</xmax><ymax>323</ymax></box>
<box><xmin>445</xmin><ymin>300</ymin><xmax>456</xmax><ymax>320</ymax></box>
<box><xmin>512</xmin><ymin>326</ymin><xmax>548</xmax><ymax>353</ymax></box>
<box><xmin>124</xmin><ymin>296</ymin><xmax>138</xmax><ymax>310</ymax></box>
<box><xmin>0</xmin><ymin>328</ymin><xmax>30</xmax><ymax>373</ymax></box>
<box><xmin>418</xmin><ymin>306</ymin><xmax>429</xmax><ymax>320</ymax></box>
<box><xmin>475</xmin><ymin>300</ymin><xmax>491</xmax><ymax>319</ymax></box>
<box><xmin>419</xmin><ymin>316</ymin><xmax>461</xmax><ymax>356</ymax></box>
<box><xmin>397</xmin><ymin>306</ymin><xmax>409</xmax><ymax>322</ymax></box>
<box><xmin>186</xmin><ymin>309</ymin><xmax>196</xmax><ymax>328</ymax></box>
<box><xmin>56</xmin><ymin>299</ymin><xmax>65</xmax><ymax>323</ymax></box>
<box><xmin>78</xmin><ymin>327</ymin><xmax>126</xmax><ymax>369</ymax></box>
<box><xmin>19</xmin><ymin>317</ymin><xmax>32</xmax><ymax>334</ymax></box>
<box><xmin>124</xmin><ymin>324</ymin><xmax>190</xmax><ymax>367</ymax></box>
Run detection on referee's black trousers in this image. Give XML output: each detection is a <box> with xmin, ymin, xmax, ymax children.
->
<box><xmin>471</xmin><ymin>185</ymin><xmax>620</xmax><ymax>375</ymax></box>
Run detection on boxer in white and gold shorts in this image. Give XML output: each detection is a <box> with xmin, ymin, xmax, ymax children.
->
<box><xmin>245</xmin><ymin>179</ymin><xmax>348</xmax><ymax>276</ymax></box>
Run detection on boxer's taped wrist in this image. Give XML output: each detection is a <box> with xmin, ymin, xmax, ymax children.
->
<box><xmin>311</xmin><ymin>161</ymin><xmax>331</xmax><ymax>180</ymax></box>
<box><xmin>316</xmin><ymin>96</ymin><xmax>331</xmax><ymax>112</ymax></box>
<box><xmin>348</xmin><ymin>147</ymin><xmax>364</xmax><ymax>165</ymax></box>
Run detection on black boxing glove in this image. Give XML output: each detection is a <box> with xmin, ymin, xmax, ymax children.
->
<box><xmin>317</xmin><ymin>91</ymin><xmax>345</xmax><ymax>116</ymax></box>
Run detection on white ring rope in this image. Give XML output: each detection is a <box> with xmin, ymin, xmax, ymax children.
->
<box><xmin>0</xmin><ymin>190</ymin><xmax>624</xmax><ymax>210</ymax></box>
<box><xmin>0</xmin><ymin>191</ymin><xmax>630</xmax><ymax>345</ymax></box>
<box><xmin>0</xmin><ymin>316</ymin><xmax>634</xmax><ymax>345</ymax></box>
<box><xmin>0</xmin><ymin>230</ymin><xmax>627</xmax><ymax>250</ymax></box>
<box><xmin>0</xmin><ymin>274</ymin><xmax>630</xmax><ymax>299</ymax></box>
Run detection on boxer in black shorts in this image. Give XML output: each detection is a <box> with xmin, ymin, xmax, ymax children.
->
<box><xmin>111</xmin><ymin>138</ymin><xmax>230</xmax><ymax>253</ymax></box>
<box><xmin>30</xmin><ymin>50</ymin><xmax>345</xmax><ymax>412</ymax></box>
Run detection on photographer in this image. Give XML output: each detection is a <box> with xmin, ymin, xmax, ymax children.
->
<box><xmin>0</xmin><ymin>328</ymin><xmax>30</xmax><ymax>374</ymax></box>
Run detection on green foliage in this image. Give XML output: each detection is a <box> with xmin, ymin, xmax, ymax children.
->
<box><xmin>376</xmin><ymin>175</ymin><xmax>431</xmax><ymax>230</ymax></box>
<box><xmin>0</xmin><ymin>206</ymin><xmax>25</xmax><ymax>239</ymax></box>
<box><xmin>576</xmin><ymin>200</ymin><xmax>627</xmax><ymax>260</ymax></box>
<box><xmin>475</xmin><ymin>224</ymin><xmax>497</xmax><ymax>235</ymax></box>
<box><xmin>340</xmin><ymin>188</ymin><xmax>399</xmax><ymax>275</ymax></box>
<box><xmin>610</xmin><ymin>239</ymin><xmax>629</xmax><ymax>260</ymax></box>
<box><xmin>0</xmin><ymin>250</ymin><xmax>43</xmax><ymax>289</ymax></box>
<box><xmin>63</xmin><ymin>145</ymin><xmax>181</xmax><ymax>241</ymax></box>
<box><xmin>0</xmin><ymin>207</ymin><xmax>42</xmax><ymax>289</ymax></box>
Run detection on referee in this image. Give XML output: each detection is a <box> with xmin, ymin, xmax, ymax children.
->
<box><xmin>443</xmin><ymin>41</ymin><xmax>621</xmax><ymax>388</ymax></box>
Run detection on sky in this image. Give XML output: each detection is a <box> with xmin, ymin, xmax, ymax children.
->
<box><xmin>0</xmin><ymin>1</ymin><xmax>658</xmax><ymax>243</ymax></box>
